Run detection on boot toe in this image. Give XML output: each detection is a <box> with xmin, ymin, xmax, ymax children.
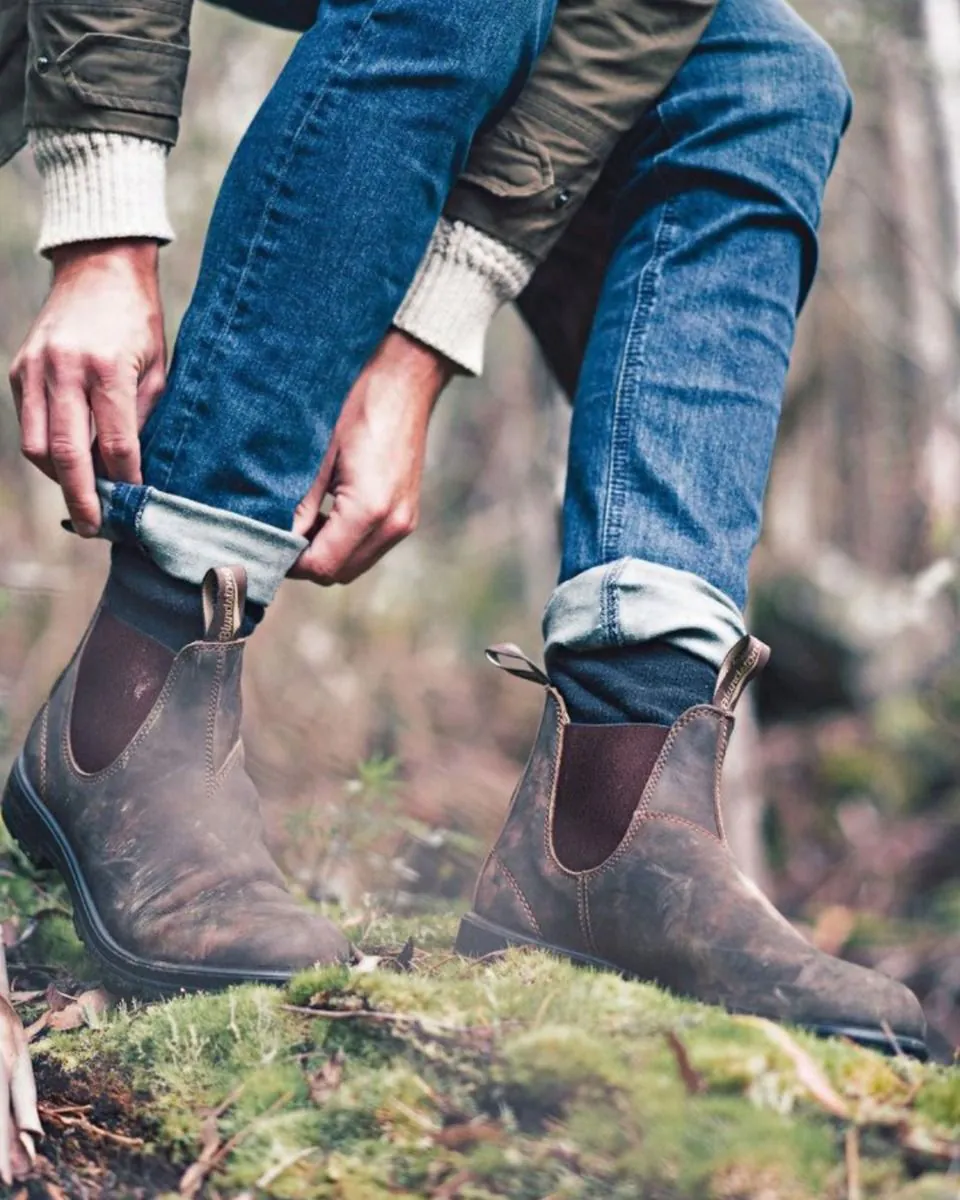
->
<box><xmin>792</xmin><ymin>954</ymin><xmax>927</xmax><ymax>1054</ymax></box>
<box><xmin>199</xmin><ymin>903</ymin><xmax>352</xmax><ymax>973</ymax></box>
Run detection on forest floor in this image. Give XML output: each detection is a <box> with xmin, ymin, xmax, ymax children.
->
<box><xmin>2</xmin><ymin>839</ymin><xmax>960</xmax><ymax>1200</ymax></box>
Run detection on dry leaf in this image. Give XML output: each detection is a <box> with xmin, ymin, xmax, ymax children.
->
<box><xmin>739</xmin><ymin>1016</ymin><xmax>851</xmax><ymax>1120</ymax></box>
<box><xmin>0</xmin><ymin>947</ymin><xmax>42</xmax><ymax>1187</ymax></box>
<box><xmin>351</xmin><ymin>954</ymin><xmax>383</xmax><ymax>976</ymax></box>
<box><xmin>434</xmin><ymin>1119</ymin><xmax>502</xmax><ymax>1150</ymax></box>
<box><xmin>48</xmin><ymin>988</ymin><xmax>112</xmax><ymax>1033</ymax></box>
<box><xmin>308</xmin><ymin>1050</ymin><xmax>345</xmax><ymax>1106</ymax></box>
<box><xmin>395</xmin><ymin>938</ymin><xmax>415</xmax><ymax>971</ymax></box>
<box><xmin>431</xmin><ymin>1168</ymin><xmax>476</xmax><ymax>1199</ymax></box>
<box><xmin>812</xmin><ymin>906</ymin><xmax>857</xmax><ymax>957</ymax></box>
<box><xmin>43</xmin><ymin>985</ymin><xmax>70</xmax><ymax>1015</ymax></box>
<box><xmin>899</xmin><ymin>1122</ymin><xmax>960</xmax><ymax>1161</ymax></box>
<box><xmin>8</xmin><ymin>993</ymin><xmax>43</xmax><ymax>1009</ymax></box>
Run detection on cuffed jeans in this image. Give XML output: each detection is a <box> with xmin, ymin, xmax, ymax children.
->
<box><xmin>99</xmin><ymin>0</ymin><xmax>555</xmax><ymax>606</ymax></box>
<box><xmin>101</xmin><ymin>0</ymin><xmax>851</xmax><ymax>668</ymax></box>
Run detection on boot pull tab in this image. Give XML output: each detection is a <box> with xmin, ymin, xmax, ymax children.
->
<box><xmin>485</xmin><ymin>643</ymin><xmax>550</xmax><ymax>687</ymax></box>
<box><xmin>201</xmin><ymin>566</ymin><xmax>248</xmax><ymax>643</ymax></box>
<box><xmin>713</xmin><ymin>635</ymin><xmax>770</xmax><ymax>712</ymax></box>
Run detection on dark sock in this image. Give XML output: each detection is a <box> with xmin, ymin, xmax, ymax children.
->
<box><xmin>105</xmin><ymin>544</ymin><xmax>206</xmax><ymax>652</ymax></box>
<box><xmin>547</xmin><ymin>640</ymin><xmax>717</xmax><ymax>727</ymax></box>
<box><xmin>104</xmin><ymin>544</ymin><xmax>263</xmax><ymax>651</ymax></box>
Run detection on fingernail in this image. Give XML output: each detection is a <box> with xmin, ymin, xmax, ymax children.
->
<box><xmin>75</xmin><ymin>522</ymin><xmax>99</xmax><ymax>538</ymax></box>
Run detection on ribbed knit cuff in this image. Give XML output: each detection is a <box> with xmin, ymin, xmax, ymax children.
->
<box><xmin>394</xmin><ymin>218</ymin><xmax>535</xmax><ymax>376</ymax></box>
<box><xmin>31</xmin><ymin>130</ymin><xmax>174</xmax><ymax>255</ymax></box>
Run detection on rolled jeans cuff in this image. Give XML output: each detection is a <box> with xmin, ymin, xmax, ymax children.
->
<box><xmin>543</xmin><ymin>558</ymin><xmax>747</xmax><ymax>673</ymax></box>
<box><xmin>96</xmin><ymin>481</ymin><xmax>307</xmax><ymax>607</ymax></box>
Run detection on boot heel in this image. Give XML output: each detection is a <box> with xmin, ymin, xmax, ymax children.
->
<box><xmin>2</xmin><ymin>763</ymin><xmax>53</xmax><ymax>871</ymax></box>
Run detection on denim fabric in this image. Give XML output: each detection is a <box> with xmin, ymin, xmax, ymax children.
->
<box><xmin>98</xmin><ymin>481</ymin><xmax>306</xmax><ymax>606</ymax></box>
<box><xmin>544</xmin><ymin>0</ymin><xmax>852</xmax><ymax>665</ymax></box>
<box><xmin>137</xmin><ymin>0</ymin><xmax>554</xmax><ymax>536</ymax></box>
<box><xmin>106</xmin><ymin>0</ymin><xmax>849</xmax><ymax>661</ymax></box>
<box><xmin>544</xmin><ymin>559</ymin><xmax>746</xmax><ymax>672</ymax></box>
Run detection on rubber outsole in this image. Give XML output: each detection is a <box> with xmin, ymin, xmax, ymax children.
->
<box><xmin>455</xmin><ymin>911</ymin><xmax>930</xmax><ymax>1062</ymax></box>
<box><xmin>2</xmin><ymin>756</ymin><xmax>303</xmax><ymax>998</ymax></box>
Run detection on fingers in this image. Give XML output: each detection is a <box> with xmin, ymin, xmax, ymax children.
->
<box><xmin>46</xmin><ymin>369</ymin><xmax>100</xmax><ymax>536</ymax></box>
<box><xmin>136</xmin><ymin>357</ymin><xmax>167</xmax><ymax>429</ymax></box>
<box><xmin>90</xmin><ymin>363</ymin><xmax>142</xmax><ymax>485</ymax></box>
<box><xmin>10</xmin><ymin>354</ymin><xmax>56</xmax><ymax>482</ymax></box>
<box><xmin>291</xmin><ymin>492</ymin><xmax>418</xmax><ymax>585</ymax></box>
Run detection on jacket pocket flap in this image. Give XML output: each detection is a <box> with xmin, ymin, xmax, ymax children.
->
<box><xmin>460</xmin><ymin>125</ymin><xmax>554</xmax><ymax>199</ymax></box>
<box><xmin>57</xmin><ymin>32</ymin><xmax>189</xmax><ymax>118</ymax></box>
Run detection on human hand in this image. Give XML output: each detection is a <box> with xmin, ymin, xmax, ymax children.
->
<box><xmin>9</xmin><ymin>239</ymin><xmax>166</xmax><ymax>536</ymax></box>
<box><xmin>291</xmin><ymin>330</ymin><xmax>454</xmax><ymax>585</ymax></box>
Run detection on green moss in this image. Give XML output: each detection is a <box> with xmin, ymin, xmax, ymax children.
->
<box><xmin>17</xmin><ymin>913</ymin><xmax>958</xmax><ymax>1197</ymax></box>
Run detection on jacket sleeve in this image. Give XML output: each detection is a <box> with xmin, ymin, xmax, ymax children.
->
<box><xmin>395</xmin><ymin>0</ymin><xmax>718</xmax><ymax>374</ymax></box>
<box><xmin>25</xmin><ymin>0</ymin><xmax>192</xmax><ymax>145</ymax></box>
<box><xmin>22</xmin><ymin>0</ymin><xmax>193</xmax><ymax>253</ymax></box>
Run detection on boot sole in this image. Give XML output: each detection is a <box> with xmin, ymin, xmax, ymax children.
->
<box><xmin>2</xmin><ymin>756</ymin><xmax>313</xmax><ymax>997</ymax></box>
<box><xmin>456</xmin><ymin>911</ymin><xmax>929</xmax><ymax>1062</ymax></box>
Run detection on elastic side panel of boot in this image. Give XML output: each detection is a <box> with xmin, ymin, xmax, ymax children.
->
<box><xmin>70</xmin><ymin>610</ymin><xmax>175</xmax><ymax>774</ymax></box>
<box><xmin>552</xmin><ymin>724</ymin><xmax>669</xmax><ymax>872</ymax></box>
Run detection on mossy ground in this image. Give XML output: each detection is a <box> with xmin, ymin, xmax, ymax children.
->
<box><xmin>0</xmin><ymin>884</ymin><xmax>956</xmax><ymax>1200</ymax></box>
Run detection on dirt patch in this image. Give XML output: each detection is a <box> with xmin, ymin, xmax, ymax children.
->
<box><xmin>21</xmin><ymin>1055</ymin><xmax>182</xmax><ymax>1200</ymax></box>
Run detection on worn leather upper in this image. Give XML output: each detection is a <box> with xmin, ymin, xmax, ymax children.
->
<box><xmin>474</xmin><ymin>638</ymin><xmax>927</xmax><ymax>1042</ymax></box>
<box><xmin>21</xmin><ymin>604</ymin><xmax>349</xmax><ymax>972</ymax></box>
<box><xmin>0</xmin><ymin>0</ymin><xmax>718</xmax><ymax>263</ymax></box>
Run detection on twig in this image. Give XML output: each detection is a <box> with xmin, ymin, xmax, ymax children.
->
<box><xmin>179</xmin><ymin>1091</ymin><xmax>294</xmax><ymax>1198</ymax></box>
<box><xmin>736</xmin><ymin>1017</ymin><xmax>851</xmax><ymax>1120</ymax></box>
<box><xmin>256</xmin><ymin>1146</ymin><xmax>316</xmax><ymax>1189</ymax></box>
<box><xmin>38</xmin><ymin>1103</ymin><xmax>144</xmax><ymax>1150</ymax></box>
<box><xmin>664</xmin><ymin>1031</ymin><xmax>707</xmax><ymax>1095</ymax></box>
<box><xmin>880</xmin><ymin>1020</ymin><xmax>907</xmax><ymax>1062</ymax></box>
<box><xmin>845</xmin><ymin>1126</ymin><xmax>862</xmax><ymax>1200</ymax></box>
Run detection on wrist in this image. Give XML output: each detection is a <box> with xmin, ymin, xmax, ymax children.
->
<box><xmin>377</xmin><ymin>328</ymin><xmax>456</xmax><ymax>402</ymax></box>
<box><xmin>51</xmin><ymin>238</ymin><xmax>159</xmax><ymax>284</ymax></box>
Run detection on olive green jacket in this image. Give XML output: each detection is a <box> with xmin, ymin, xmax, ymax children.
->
<box><xmin>0</xmin><ymin>0</ymin><xmax>716</xmax><ymax>264</ymax></box>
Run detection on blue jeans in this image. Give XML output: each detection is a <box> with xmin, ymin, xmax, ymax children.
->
<box><xmin>544</xmin><ymin>0</ymin><xmax>851</xmax><ymax>668</ymax></box>
<box><xmin>102</xmin><ymin>0</ymin><xmax>851</xmax><ymax>669</ymax></box>
<box><xmin>99</xmin><ymin>0</ymin><xmax>554</xmax><ymax>604</ymax></box>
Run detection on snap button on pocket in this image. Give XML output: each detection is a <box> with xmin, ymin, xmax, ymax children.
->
<box><xmin>553</xmin><ymin>188</ymin><xmax>572</xmax><ymax>210</ymax></box>
<box><xmin>35</xmin><ymin>56</ymin><xmax>52</xmax><ymax>74</ymax></box>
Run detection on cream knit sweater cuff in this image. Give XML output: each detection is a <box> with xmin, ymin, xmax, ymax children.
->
<box><xmin>394</xmin><ymin>218</ymin><xmax>535</xmax><ymax>376</ymax></box>
<box><xmin>29</xmin><ymin>132</ymin><xmax>529</xmax><ymax>376</ymax></box>
<box><xmin>31</xmin><ymin>129</ymin><xmax>174</xmax><ymax>255</ymax></box>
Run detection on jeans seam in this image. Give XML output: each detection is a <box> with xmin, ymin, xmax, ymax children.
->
<box><xmin>600</xmin><ymin>559</ymin><xmax>626</xmax><ymax>648</ymax></box>
<box><xmin>598</xmin><ymin>128</ymin><xmax>678</xmax><ymax>571</ymax></box>
<box><xmin>132</xmin><ymin>487</ymin><xmax>150</xmax><ymax>541</ymax></box>
<box><xmin>151</xmin><ymin>0</ymin><xmax>389</xmax><ymax>493</ymax></box>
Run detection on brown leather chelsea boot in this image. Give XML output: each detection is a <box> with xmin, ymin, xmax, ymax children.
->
<box><xmin>456</xmin><ymin>638</ymin><xmax>928</xmax><ymax>1060</ymax></box>
<box><xmin>3</xmin><ymin>566</ymin><xmax>350</xmax><ymax>995</ymax></box>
